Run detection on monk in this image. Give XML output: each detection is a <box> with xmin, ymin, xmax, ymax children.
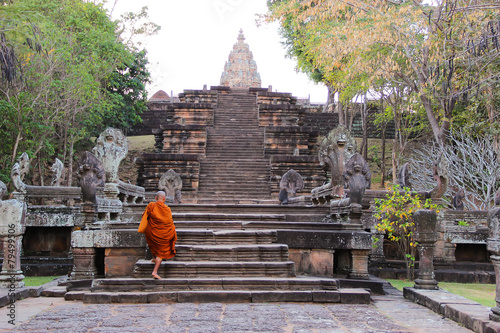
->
<box><xmin>142</xmin><ymin>191</ymin><xmax>177</xmax><ymax>279</ymax></box>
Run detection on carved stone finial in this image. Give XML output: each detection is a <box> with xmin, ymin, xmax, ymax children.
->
<box><xmin>430</xmin><ymin>153</ymin><xmax>448</xmax><ymax>198</ymax></box>
<box><xmin>92</xmin><ymin>128</ymin><xmax>128</xmax><ymax>183</ymax></box>
<box><xmin>279</xmin><ymin>169</ymin><xmax>304</xmax><ymax>205</ymax></box>
<box><xmin>11</xmin><ymin>163</ymin><xmax>26</xmax><ymax>193</ymax></box>
<box><xmin>17</xmin><ymin>152</ymin><xmax>30</xmax><ymax>181</ymax></box>
<box><xmin>77</xmin><ymin>151</ymin><xmax>105</xmax><ymax>204</ymax></box>
<box><xmin>158</xmin><ymin>169</ymin><xmax>182</xmax><ymax>204</ymax></box>
<box><xmin>51</xmin><ymin>158</ymin><xmax>65</xmax><ymax>187</ymax></box>
<box><xmin>343</xmin><ymin>153</ymin><xmax>371</xmax><ymax>206</ymax></box>
<box><xmin>397</xmin><ymin>163</ymin><xmax>412</xmax><ymax>190</ymax></box>
<box><xmin>220</xmin><ymin>30</ymin><xmax>261</xmax><ymax>88</ymax></box>
<box><xmin>453</xmin><ymin>189</ymin><xmax>465</xmax><ymax>210</ymax></box>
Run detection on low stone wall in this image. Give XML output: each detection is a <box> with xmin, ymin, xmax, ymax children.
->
<box><xmin>154</xmin><ymin>125</ymin><xmax>207</xmax><ymax>154</ymax></box>
<box><xmin>258</xmin><ymin>104</ymin><xmax>306</xmax><ymax>127</ymax></box>
<box><xmin>137</xmin><ymin>153</ymin><xmax>200</xmax><ymax>201</ymax></box>
<box><xmin>264</xmin><ymin>126</ymin><xmax>318</xmax><ymax>157</ymax></box>
<box><xmin>270</xmin><ymin>155</ymin><xmax>326</xmax><ymax>198</ymax></box>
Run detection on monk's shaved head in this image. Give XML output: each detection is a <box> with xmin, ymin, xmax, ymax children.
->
<box><xmin>155</xmin><ymin>191</ymin><xmax>166</xmax><ymax>201</ymax></box>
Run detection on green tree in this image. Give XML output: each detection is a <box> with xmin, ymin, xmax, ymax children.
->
<box><xmin>0</xmin><ymin>0</ymin><xmax>154</xmax><ymax>186</ymax></box>
<box><xmin>266</xmin><ymin>0</ymin><xmax>500</xmax><ymax>147</ymax></box>
<box><xmin>374</xmin><ymin>186</ymin><xmax>440</xmax><ymax>280</ymax></box>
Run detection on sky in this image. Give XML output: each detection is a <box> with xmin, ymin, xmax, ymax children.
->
<box><xmin>106</xmin><ymin>0</ymin><xmax>328</xmax><ymax>103</ymax></box>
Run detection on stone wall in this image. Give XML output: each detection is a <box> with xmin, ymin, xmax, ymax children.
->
<box><xmin>154</xmin><ymin>125</ymin><xmax>207</xmax><ymax>154</ymax></box>
<box><xmin>264</xmin><ymin>127</ymin><xmax>318</xmax><ymax>157</ymax></box>
<box><xmin>137</xmin><ymin>153</ymin><xmax>200</xmax><ymax>201</ymax></box>
<box><xmin>270</xmin><ymin>156</ymin><xmax>326</xmax><ymax>197</ymax></box>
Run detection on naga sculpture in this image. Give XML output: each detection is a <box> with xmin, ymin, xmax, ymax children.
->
<box><xmin>453</xmin><ymin>189</ymin><xmax>465</xmax><ymax>210</ymax></box>
<box><xmin>51</xmin><ymin>158</ymin><xmax>65</xmax><ymax>187</ymax></box>
<box><xmin>430</xmin><ymin>153</ymin><xmax>448</xmax><ymax>199</ymax></box>
<box><xmin>397</xmin><ymin>163</ymin><xmax>412</xmax><ymax>190</ymax></box>
<box><xmin>158</xmin><ymin>169</ymin><xmax>182</xmax><ymax>204</ymax></box>
<box><xmin>312</xmin><ymin>126</ymin><xmax>356</xmax><ymax>201</ymax></box>
<box><xmin>10</xmin><ymin>152</ymin><xmax>30</xmax><ymax>193</ymax></box>
<box><xmin>77</xmin><ymin>151</ymin><xmax>105</xmax><ymax>204</ymax></box>
<box><xmin>92</xmin><ymin>128</ymin><xmax>128</xmax><ymax>183</ymax></box>
<box><xmin>279</xmin><ymin>169</ymin><xmax>304</xmax><ymax>205</ymax></box>
<box><xmin>343</xmin><ymin>153</ymin><xmax>371</xmax><ymax>206</ymax></box>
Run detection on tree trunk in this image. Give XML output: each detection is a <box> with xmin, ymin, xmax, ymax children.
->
<box><xmin>67</xmin><ymin>140</ymin><xmax>74</xmax><ymax>186</ymax></box>
<box><xmin>392</xmin><ymin>137</ymin><xmax>398</xmax><ymax>185</ymax></box>
<box><xmin>381</xmin><ymin>124</ymin><xmax>386</xmax><ymax>188</ymax></box>
<box><xmin>361</xmin><ymin>97</ymin><xmax>368</xmax><ymax>160</ymax></box>
<box><xmin>338</xmin><ymin>101</ymin><xmax>345</xmax><ymax>126</ymax></box>
<box><xmin>38</xmin><ymin>153</ymin><xmax>44</xmax><ymax>186</ymax></box>
<box><xmin>11</xmin><ymin>131</ymin><xmax>22</xmax><ymax>164</ymax></box>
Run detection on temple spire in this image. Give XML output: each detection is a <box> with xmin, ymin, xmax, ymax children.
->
<box><xmin>220</xmin><ymin>29</ymin><xmax>261</xmax><ymax>88</ymax></box>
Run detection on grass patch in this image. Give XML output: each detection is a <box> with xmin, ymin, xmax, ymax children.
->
<box><xmin>23</xmin><ymin>276</ymin><xmax>60</xmax><ymax>287</ymax></box>
<box><xmin>386</xmin><ymin>279</ymin><xmax>496</xmax><ymax>307</ymax></box>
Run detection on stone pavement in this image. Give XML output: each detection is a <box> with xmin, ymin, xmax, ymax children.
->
<box><xmin>0</xmin><ymin>294</ymin><xmax>472</xmax><ymax>333</ymax></box>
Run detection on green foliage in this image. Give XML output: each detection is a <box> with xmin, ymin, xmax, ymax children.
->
<box><xmin>374</xmin><ymin>185</ymin><xmax>440</xmax><ymax>279</ymax></box>
<box><xmin>0</xmin><ymin>0</ymin><xmax>154</xmax><ymax>186</ymax></box>
<box><xmin>458</xmin><ymin>220</ymin><xmax>469</xmax><ymax>226</ymax></box>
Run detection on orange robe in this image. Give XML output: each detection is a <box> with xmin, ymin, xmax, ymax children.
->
<box><xmin>143</xmin><ymin>201</ymin><xmax>177</xmax><ymax>260</ymax></box>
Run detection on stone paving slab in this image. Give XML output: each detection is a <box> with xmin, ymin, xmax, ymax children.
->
<box><xmin>404</xmin><ymin>287</ymin><xmax>500</xmax><ymax>333</ymax></box>
<box><xmin>0</xmin><ymin>295</ymin><xmax>472</xmax><ymax>332</ymax></box>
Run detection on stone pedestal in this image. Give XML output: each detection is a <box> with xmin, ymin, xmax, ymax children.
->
<box><xmin>490</xmin><ymin>255</ymin><xmax>500</xmax><ymax>321</ymax></box>
<box><xmin>413</xmin><ymin>210</ymin><xmax>438</xmax><ymax>290</ymax></box>
<box><xmin>81</xmin><ymin>203</ymin><xmax>96</xmax><ymax>227</ymax></box>
<box><xmin>0</xmin><ymin>196</ymin><xmax>26</xmax><ymax>288</ymax></box>
<box><xmin>70</xmin><ymin>247</ymin><xmax>98</xmax><ymax>280</ymax></box>
<box><xmin>487</xmin><ymin>206</ymin><xmax>500</xmax><ymax>321</ymax></box>
<box><xmin>348</xmin><ymin>249</ymin><xmax>370</xmax><ymax>280</ymax></box>
<box><xmin>0</xmin><ymin>236</ymin><xmax>25</xmax><ymax>288</ymax></box>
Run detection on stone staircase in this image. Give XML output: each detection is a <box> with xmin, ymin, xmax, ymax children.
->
<box><xmin>197</xmin><ymin>89</ymin><xmax>271</xmax><ymax>200</ymax></box>
<box><xmin>65</xmin><ymin>205</ymin><xmax>371</xmax><ymax>304</ymax></box>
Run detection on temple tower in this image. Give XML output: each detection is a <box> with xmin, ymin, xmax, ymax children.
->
<box><xmin>220</xmin><ymin>29</ymin><xmax>261</xmax><ymax>88</ymax></box>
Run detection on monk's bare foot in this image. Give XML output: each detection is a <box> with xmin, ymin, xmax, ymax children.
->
<box><xmin>152</xmin><ymin>273</ymin><xmax>162</xmax><ymax>280</ymax></box>
<box><xmin>150</xmin><ymin>258</ymin><xmax>155</xmax><ymax>263</ymax></box>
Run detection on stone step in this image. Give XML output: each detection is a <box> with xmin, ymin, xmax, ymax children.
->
<box><xmin>72</xmin><ymin>288</ymin><xmax>370</xmax><ymax>304</ymax></box>
<box><xmin>89</xmin><ymin>277</ymin><xmax>338</xmax><ymax>292</ymax></box>
<box><xmin>175</xmin><ymin>244</ymin><xmax>289</xmax><ymax>262</ymax></box>
<box><xmin>175</xmin><ymin>229</ymin><xmax>277</xmax><ymax>245</ymax></box>
<box><xmin>173</xmin><ymin>212</ymin><xmax>285</xmax><ymax>222</ymax></box>
<box><xmin>132</xmin><ymin>260</ymin><xmax>296</xmax><ymax>278</ymax></box>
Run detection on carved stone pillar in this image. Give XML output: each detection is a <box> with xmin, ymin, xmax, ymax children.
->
<box><xmin>0</xmin><ymin>235</ymin><xmax>25</xmax><ymax>288</ymax></box>
<box><xmin>413</xmin><ymin>210</ymin><xmax>438</xmax><ymax>290</ymax></box>
<box><xmin>0</xmin><ymin>188</ymin><xmax>26</xmax><ymax>288</ymax></box>
<box><xmin>70</xmin><ymin>247</ymin><xmax>97</xmax><ymax>280</ymax></box>
<box><xmin>348</xmin><ymin>249</ymin><xmax>370</xmax><ymax>280</ymax></box>
<box><xmin>487</xmin><ymin>206</ymin><xmax>500</xmax><ymax>321</ymax></box>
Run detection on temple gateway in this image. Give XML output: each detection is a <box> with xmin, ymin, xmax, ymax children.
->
<box><xmin>6</xmin><ymin>30</ymin><xmax>491</xmax><ymax>307</ymax></box>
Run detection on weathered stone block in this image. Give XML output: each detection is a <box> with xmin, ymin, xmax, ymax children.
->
<box><xmin>251</xmin><ymin>291</ymin><xmax>312</xmax><ymax>302</ymax></box>
<box><xmin>312</xmin><ymin>290</ymin><xmax>341</xmax><ymax>303</ymax></box>
<box><xmin>147</xmin><ymin>292</ymin><xmax>178</xmax><ymax>303</ymax></box>
<box><xmin>177</xmin><ymin>291</ymin><xmax>251</xmax><ymax>303</ymax></box>
<box><xmin>83</xmin><ymin>292</ymin><xmax>112</xmax><ymax>304</ymax></box>
<box><xmin>339</xmin><ymin>288</ymin><xmax>370</xmax><ymax>304</ymax></box>
<box><xmin>117</xmin><ymin>292</ymin><xmax>148</xmax><ymax>304</ymax></box>
<box><xmin>105</xmin><ymin>248</ymin><xmax>144</xmax><ymax>277</ymax></box>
